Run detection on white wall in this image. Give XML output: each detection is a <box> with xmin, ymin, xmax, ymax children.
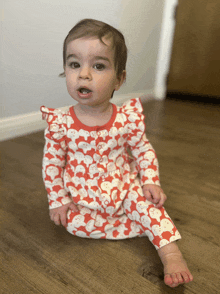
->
<box><xmin>1</xmin><ymin>0</ymin><xmax>165</xmax><ymax>120</ymax></box>
<box><xmin>118</xmin><ymin>0</ymin><xmax>164</xmax><ymax>95</ymax></box>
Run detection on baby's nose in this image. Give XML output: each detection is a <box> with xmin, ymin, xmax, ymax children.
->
<box><xmin>79</xmin><ymin>67</ymin><xmax>91</xmax><ymax>80</ymax></box>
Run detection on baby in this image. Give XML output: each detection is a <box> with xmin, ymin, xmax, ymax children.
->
<box><xmin>41</xmin><ymin>19</ymin><xmax>193</xmax><ymax>288</ymax></box>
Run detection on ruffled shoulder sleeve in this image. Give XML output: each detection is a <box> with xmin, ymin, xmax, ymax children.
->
<box><xmin>40</xmin><ymin>106</ymin><xmax>67</xmax><ymax>143</ymax></box>
<box><xmin>121</xmin><ymin>98</ymin><xmax>145</xmax><ymax>124</ymax></box>
<box><xmin>120</xmin><ymin>98</ymin><xmax>146</xmax><ymax>147</ymax></box>
<box><xmin>121</xmin><ymin>98</ymin><xmax>143</xmax><ymax>114</ymax></box>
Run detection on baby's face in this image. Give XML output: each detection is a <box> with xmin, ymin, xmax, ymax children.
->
<box><xmin>64</xmin><ymin>37</ymin><xmax>125</xmax><ymax>109</ymax></box>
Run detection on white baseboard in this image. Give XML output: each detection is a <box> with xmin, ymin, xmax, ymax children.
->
<box><xmin>0</xmin><ymin>90</ymin><xmax>155</xmax><ymax>141</ymax></box>
<box><xmin>0</xmin><ymin>111</ymin><xmax>46</xmax><ymax>142</ymax></box>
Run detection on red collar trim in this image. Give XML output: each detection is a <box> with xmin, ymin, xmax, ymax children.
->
<box><xmin>69</xmin><ymin>104</ymin><xmax>117</xmax><ymax>131</ymax></box>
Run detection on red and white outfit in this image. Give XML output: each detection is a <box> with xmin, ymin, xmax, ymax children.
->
<box><xmin>41</xmin><ymin>98</ymin><xmax>181</xmax><ymax>249</ymax></box>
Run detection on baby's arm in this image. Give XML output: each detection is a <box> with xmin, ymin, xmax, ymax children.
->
<box><xmin>142</xmin><ymin>184</ymin><xmax>167</xmax><ymax>208</ymax></box>
<box><xmin>42</xmin><ymin>126</ymin><xmax>72</xmax><ymax>209</ymax></box>
<box><xmin>128</xmin><ymin>131</ymin><xmax>166</xmax><ymax>206</ymax></box>
<box><xmin>127</xmin><ymin>122</ymin><xmax>166</xmax><ymax>207</ymax></box>
<box><xmin>125</xmin><ymin>99</ymin><xmax>167</xmax><ymax>207</ymax></box>
<box><xmin>50</xmin><ymin>202</ymin><xmax>78</xmax><ymax>227</ymax></box>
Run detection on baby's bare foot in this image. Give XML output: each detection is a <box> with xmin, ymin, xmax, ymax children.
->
<box><xmin>158</xmin><ymin>242</ymin><xmax>193</xmax><ymax>288</ymax></box>
<box><xmin>162</xmin><ymin>252</ymin><xmax>193</xmax><ymax>287</ymax></box>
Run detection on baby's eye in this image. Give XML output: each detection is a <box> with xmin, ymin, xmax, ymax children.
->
<box><xmin>94</xmin><ymin>63</ymin><xmax>105</xmax><ymax>70</ymax></box>
<box><xmin>69</xmin><ymin>62</ymin><xmax>80</xmax><ymax>69</ymax></box>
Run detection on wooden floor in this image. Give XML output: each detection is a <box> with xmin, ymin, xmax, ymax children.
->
<box><xmin>1</xmin><ymin>98</ymin><xmax>220</xmax><ymax>294</ymax></box>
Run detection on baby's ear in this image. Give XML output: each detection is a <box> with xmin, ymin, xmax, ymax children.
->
<box><xmin>115</xmin><ymin>70</ymin><xmax>126</xmax><ymax>91</ymax></box>
<box><xmin>59</xmin><ymin>72</ymin><xmax>66</xmax><ymax>77</ymax></box>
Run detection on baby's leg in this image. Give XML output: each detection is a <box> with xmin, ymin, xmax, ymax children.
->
<box><xmin>66</xmin><ymin>207</ymin><xmax>107</xmax><ymax>239</ymax></box>
<box><xmin>123</xmin><ymin>190</ymin><xmax>181</xmax><ymax>248</ymax></box>
<box><xmin>66</xmin><ymin>206</ymin><xmax>132</xmax><ymax>240</ymax></box>
<box><xmin>123</xmin><ymin>186</ymin><xmax>193</xmax><ymax>287</ymax></box>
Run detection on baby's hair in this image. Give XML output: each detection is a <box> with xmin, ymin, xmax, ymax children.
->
<box><xmin>59</xmin><ymin>18</ymin><xmax>127</xmax><ymax>78</ymax></box>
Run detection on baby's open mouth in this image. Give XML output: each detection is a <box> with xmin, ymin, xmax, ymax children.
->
<box><xmin>78</xmin><ymin>87</ymin><xmax>92</xmax><ymax>94</ymax></box>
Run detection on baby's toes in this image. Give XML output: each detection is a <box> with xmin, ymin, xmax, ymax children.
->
<box><xmin>164</xmin><ymin>274</ymin><xmax>179</xmax><ymax>287</ymax></box>
<box><xmin>182</xmin><ymin>271</ymin><xmax>193</xmax><ymax>283</ymax></box>
<box><xmin>176</xmin><ymin>272</ymin><xmax>184</xmax><ymax>284</ymax></box>
<box><xmin>170</xmin><ymin>273</ymin><xmax>180</xmax><ymax>286</ymax></box>
<box><xmin>164</xmin><ymin>274</ymin><xmax>173</xmax><ymax>286</ymax></box>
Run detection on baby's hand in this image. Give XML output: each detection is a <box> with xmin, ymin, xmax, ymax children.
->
<box><xmin>49</xmin><ymin>202</ymin><xmax>78</xmax><ymax>227</ymax></box>
<box><xmin>142</xmin><ymin>184</ymin><xmax>167</xmax><ymax>208</ymax></box>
